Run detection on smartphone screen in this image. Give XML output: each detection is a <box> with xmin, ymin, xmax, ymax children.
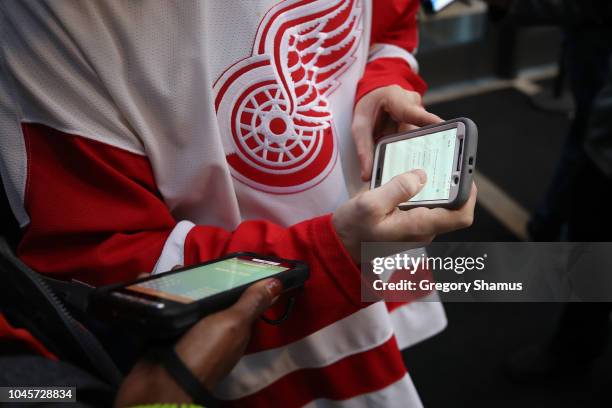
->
<box><xmin>380</xmin><ymin>128</ymin><xmax>457</xmax><ymax>202</ymax></box>
<box><xmin>124</xmin><ymin>257</ymin><xmax>289</xmax><ymax>304</ymax></box>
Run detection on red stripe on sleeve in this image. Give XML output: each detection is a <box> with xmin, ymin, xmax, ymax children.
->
<box><xmin>356</xmin><ymin>0</ymin><xmax>427</xmax><ymax>101</ymax></box>
<box><xmin>356</xmin><ymin>57</ymin><xmax>427</xmax><ymax>102</ymax></box>
<box><xmin>370</xmin><ymin>0</ymin><xmax>420</xmax><ymax>53</ymax></box>
<box><xmin>225</xmin><ymin>336</ymin><xmax>407</xmax><ymax>407</ymax></box>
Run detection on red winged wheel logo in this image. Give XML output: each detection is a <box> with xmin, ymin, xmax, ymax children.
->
<box><xmin>214</xmin><ymin>0</ymin><xmax>362</xmax><ymax>194</ymax></box>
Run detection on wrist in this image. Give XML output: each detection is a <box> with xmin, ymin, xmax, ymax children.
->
<box><xmin>175</xmin><ymin>338</ymin><xmax>217</xmax><ymax>390</ymax></box>
<box><xmin>114</xmin><ymin>360</ymin><xmax>189</xmax><ymax>407</ymax></box>
<box><xmin>331</xmin><ymin>212</ymin><xmax>360</xmax><ymax>263</ymax></box>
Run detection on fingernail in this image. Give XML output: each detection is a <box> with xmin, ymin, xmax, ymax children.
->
<box><xmin>265</xmin><ymin>279</ymin><xmax>282</xmax><ymax>297</ymax></box>
<box><xmin>411</xmin><ymin>169</ymin><xmax>427</xmax><ymax>184</ymax></box>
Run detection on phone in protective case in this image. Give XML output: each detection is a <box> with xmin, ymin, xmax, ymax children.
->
<box><xmin>89</xmin><ymin>253</ymin><xmax>309</xmax><ymax>337</ymax></box>
<box><xmin>370</xmin><ymin>117</ymin><xmax>478</xmax><ymax>209</ymax></box>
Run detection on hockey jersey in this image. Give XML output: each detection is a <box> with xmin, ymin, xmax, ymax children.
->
<box><xmin>0</xmin><ymin>1</ymin><xmax>446</xmax><ymax>406</ymax></box>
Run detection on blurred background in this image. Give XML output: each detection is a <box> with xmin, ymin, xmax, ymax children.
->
<box><xmin>404</xmin><ymin>1</ymin><xmax>612</xmax><ymax>407</ymax></box>
<box><xmin>420</xmin><ymin>0</ymin><xmax>568</xmax><ymax>243</ymax></box>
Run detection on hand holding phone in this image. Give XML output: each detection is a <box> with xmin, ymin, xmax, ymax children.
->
<box><xmin>114</xmin><ymin>278</ymin><xmax>283</xmax><ymax>406</ymax></box>
<box><xmin>370</xmin><ymin>118</ymin><xmax>478</xmax><ymax>209</ymax></box>
<box><xmin>352</xmin><ymin>86</ymin><xmax>442</xmax><ymax>181</ymax></box>
<box><xmin>89</xmin><ymin>254</ymin><xmax>309</xmax><ymax>337</ymax></box>
<box><xmin>333</xmin><ymin>171</ymin><xmax>477</xmax><ymax>262</ymax></box>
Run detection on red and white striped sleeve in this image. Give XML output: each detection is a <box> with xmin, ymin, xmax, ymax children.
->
<box><xmin>355</xmin><ymin>0</ymin><xmax>427</xmax><ymax>102</ymax></box>
<box><xmin>17</xmin><ymin>123</ymin><xmax>363</xmax><ymax>313</ymax></box>
<box><xmin>15</xmin><ymin>121</ymin><xmax>389</xmax><ymax>351</ymax></box>
<box><xmin>14</xmin><ymin>123</ymin><xmax>423</xmax><ymax>406</ymax></box>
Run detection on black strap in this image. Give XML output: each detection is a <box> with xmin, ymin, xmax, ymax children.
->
<box><xmin>0</xmin><ymin>238</ymin><xmax>123</xmax><ymax>387</ymax></box>
<box><xmin>161</xmin><ymin>347</ymin><xmax>219</xmax><ymax>408</ymax></box>
<box><xmin>40</xmin><ymin>277</ymin><xmax>94</xmax><ymax>313</ymax></box>
<box><xmin>261</xmin><ymin>295</ymin><xmax>296</xmax><ymax>325</ymax></box>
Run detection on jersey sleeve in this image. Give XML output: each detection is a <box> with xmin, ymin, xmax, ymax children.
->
<box><xmin>355</xmin><ymin>0</ymin><xmax>427</xmax><ymax>102</ymax></box>
<box><xmin>15</xmin><ymin>123</ymin><xmax>364</xmax><ymax>348</ymax></box>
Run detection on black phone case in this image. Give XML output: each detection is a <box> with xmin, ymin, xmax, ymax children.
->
<box><xmin>88</xmin><ymin>253</ymin><xmax>309</xmax><ymax>338</ymax></box>
<box><xmin>373</xmin><ymin>117</ymin><xmax>478</xmax><ymax>210</ymax></box>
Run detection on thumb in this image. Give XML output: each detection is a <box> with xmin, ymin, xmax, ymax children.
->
<box><xmin>229</xmin><ymin>278</ymin><xmax>283</xmax><ymax>325</ymax></box>
<box><xmin>375</xmin><ymin>169</ymin><xmax>427</xmax><ymax>210</ymax></box>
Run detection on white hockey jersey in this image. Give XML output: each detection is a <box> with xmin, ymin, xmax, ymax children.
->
<box><xmin>0</xmin><ymin>1</ymin><xmax>445</xmax><ymax>406</ymax></box>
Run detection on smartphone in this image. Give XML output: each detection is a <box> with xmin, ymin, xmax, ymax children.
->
<box><xmin>421</xmin><ymin>0</ymin><xmax>457</xmax><ymax>14</ymax></box>
<box><xmin>370</xmin><ymin>117</ymin><xmax>478</xmax><ymax>209</ymax></box>
<box><xmin>88</xmin><ymin>253</ymin><xmax>309</xmax><ymax>337</ymax></box>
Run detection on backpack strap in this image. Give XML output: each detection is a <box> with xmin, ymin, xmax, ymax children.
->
<box><xmin>0</xmin><ymin>237</ymin><xmax>123</xmax><ymax>387</ymax></box>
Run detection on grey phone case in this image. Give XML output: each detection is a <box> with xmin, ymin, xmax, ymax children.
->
<box><xmin>370</xmin><ymin>117</ymin><xmax>478</xmax><ymax>210</ymax></box>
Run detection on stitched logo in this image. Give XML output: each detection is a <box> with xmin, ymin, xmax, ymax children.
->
<box><xmin>214</xmin><ymin>0</ymin><xmax>362</xmax><ymax>193</ymax></box>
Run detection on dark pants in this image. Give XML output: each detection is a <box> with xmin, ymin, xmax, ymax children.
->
<box><xmin>530</xmin><ymin>30</ymin><xmax>612</xmax><ymax>241</ymax></box>
<box><xmin>532</xmin><ymin>30</ymin><xmax>612</xmax><ymax>354</ymax></box>
<box><xmin>555</xmin><ymin>157</ymin><xmax>612</xmax><ymax>356</ymax></box>
<box><xmin>568</xmin><ymin>156</ymin><xmax>612</xmax><ymax>241</ymax></box>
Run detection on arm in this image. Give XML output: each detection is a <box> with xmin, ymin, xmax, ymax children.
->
<box><xmin>1</xmin><ymin>280</ymin><xmax>282</xmax><ymax>407</ymax></box>
<box><xmin>352</xmin><ymin>0</ymin><xmax>442</xmax><ymax>180</ymax></box>
<box><xmin>114</xmin><ymin>278</ymin><xmax>282</xmax><ymax>407</ymax></box>
<box><xmin>17</xmin><ymin>123</ymin><xmax>364</xmax><ymax>349</ymax></box>
<box><xmin>16</xmin><ymin>122</ymin><xmax>475</xmax><ymax>350</ymax></box>
<box><xmin>356</xmin><ymin>0</ymin><xmax>427</xmax><ymax>101</ymax></box>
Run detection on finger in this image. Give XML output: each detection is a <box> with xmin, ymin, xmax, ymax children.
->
<box><xmin>351</xmin><ymin>114</ymin><xmax>375</xmax><ymax>181</ymax></box>
<box><xmin>385</xmin><ymin>90</ymin><xmax>442</xmax><ymax>127</ymax></box>
<box><xmin>390</xmin><ymin>104</ymin><xmax>443</xmax><ymax>128</ymax></box>
<box><xmin>416</xmin><ymin>184</ymin><xmax>478</xmax><ymax>235</ymax></box>
<box><xmin>366</xmin><ymin>169</ymin><xmax>427</xmax><ymax>212</ymax></box>
<box><xmin>381</xmin><ymin>183</ymin><xmax>477</xmax><ymax>238</ymax></box>
<box><xmin>430</xmin><ymin>189</ymin><xmax>476</xmax><ymax>232</ymax></box>
<box><xmin>229</xmin><ymin>278</ymin><xmax>283</xmax><ymax>325</ymax></box>
<box><xmin>398</xmin><ymin>123</ymin><xmax>419</xmax><ymax>133</ymax></box>
<box><xmin>428</xmin><ymin>183</ymin><xmax>477</xmax><ymax>232</ymax></box>
<box><xmin>378</xmin><ymin>113</ymin><xmax>398</xmax><ymax>138</ymax></box>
